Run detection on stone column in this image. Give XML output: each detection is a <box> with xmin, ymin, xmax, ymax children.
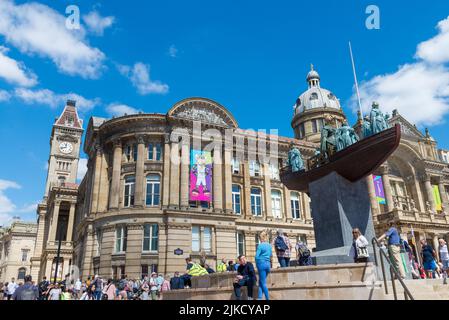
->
<box><xmin>30</xmin><ymin>209</ymin><xmax>46</xmax><ymax>281</ymax></box>
<box><xmin>109</xmin><ymin>139</ymin><xmax>122</xmax><ymax>210</ymax></box>
<box><xmin>242</xmin><ymin>162</ymin><xmax>252</xmax><ymax>218</ymax></box>
<box><xmin>49</xmin><ymin>202</ymin><xmax>61</xmax><ymax>242</ymax></box>
<box><xmin>169</xmin><ymin>142</ymin><xmax>180</xmax><ymax>208</ymax></box>
<box><xmin>213</xmin><ymin>149</ymin><xmax>223</xmax><ymax>212</ymax></box>
<box><xmin>433</xmin><ymin>235</ymin><xmax>440</xmax><ymax>261</ymax></box>
<box><xmin>99</xmin><ymin>226</ymin><xmax>115</xmax><ymax>278</ymax></box>
<box><xmin>81</xmin><ymin>226</ymin><xmax>95</xmax><ymax>279</ymax></box>
<box><xmin>366</xmin><ymin>175</ymin><xmax>380</xmax><ymax>216</ymax></box>
<box><xmin>303</xmin><ymin>193</ymin><xmax>312</xmax><ymax>222</ymax></box>
<box><xmin>180</xmin><ymin>142</ymin><xmax>190</xmax><ymax>209</ymax></box>
<box><xmin>134</xmin><ymin>135</ymin><xmax>146</xmax><ymax>207</ymax></box>
<box><xmin>125</xmin><ymin>224</ymin><xmax>143</xmax><ymax>280</ymax></box>
<box><xmin>90</xmin><ymin>145</ymin><xmax>103</xmax><ymax>213</ymax></box>
<box><xmin>283</xmin><ymin>185</ymin><xmax>291</xmax><ymax>222</ymax></box>
<box><xmin>263</xmin><ymin>163</ymin><xmax>272</xmax><ymax>220</ymax></box>
<box><xmin>223</xmin><ymin>149</ymin><xmax>233</xmax><ymax>214</ymax></box>
<box><xmin>423</xmin><ymin>175</ymin><xmax>436</xmax><ymax>213</ymax></box>
<box><xmin>162</xmin><ymin>136</ymin><xmax>171</xmax><ymax>207</ymax></box>
<box><xmin>66</xmin><ymin>202</ymin><xmax>76</xmax><ymax>242</ymax></box>
<box><xmin>381</xmin><ymin>167</ymin><xmax>395</xmax><ymax>212</ymax></box>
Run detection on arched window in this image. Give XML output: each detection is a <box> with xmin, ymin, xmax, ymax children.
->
<box><xmin>271</xmin><ymin>190</ymin><xmax>282</xmax><ymax>219</ymax></box>
<box><xmin>232</xmin><ymin>185</ymin><xmax>241</xmax><ymax>215</ymax></box>
<box><xmin>250</xmin><ymin>188</ymin><xmax>262</xmax><ymax>216</ymax></box>
<box><xmin>146</xmin><ymin>174</ymin><xmax>161</xmax><ymax>207</ymax></box>
<box><xmin>310</xmin><ymin>93</ymin><xmax>318</xmax><ymax>100</ymax></box>
<box><xmin>17</xmin><ymin>267</ymin><xmax>26</xmax><ymax>280</ymax></box>
<box><xmin>124</xmin><ymin>176</ymin><xmax>135</xmax><ymax>207</ymax></box>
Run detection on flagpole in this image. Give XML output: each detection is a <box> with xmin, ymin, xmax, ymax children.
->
<box><xmin>349</xmin><ymin>41</ymin><xmax>364</xmax><ymax>119</ymax></box>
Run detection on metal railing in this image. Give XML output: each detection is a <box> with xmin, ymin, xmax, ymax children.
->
<box><xmin>371</xmin><ymin>238</ymin><xmax>414</xmax><ymax>300</ymax></box>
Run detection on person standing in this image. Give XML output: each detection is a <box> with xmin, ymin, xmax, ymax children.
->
<box><xmin>233</xmin><ymin>255</ymin><xmax>256</xmax><ymax>300</ymax></box>
<box><xmin>12</xmin><ymin>275</ymin><xmax>39</xmax><ymax>300</ymax></box>
<box><xmin>170</xmin><ymin>272</ymin><xmax>184</xmax><ymax>290</ymax></box>
<box><xmin>296</xmin><ymin>240</ymin><xmax>312</xmax><ymax>266</ymax></box>
<box><xmin>255</xmin><ymin>231</ymin><xmax>272</xmax><ymax>300</ymax></box>
<box><xmin>47</xmin><ymin>283</ymin><xmax>62</xmax><ymax>300</ymax></box>
<box><xmin>421</xmin><ymin>239</ymin><xmax>437</xmax><ymax>279</ymax></box>
<box><xmin>160</xmin><ymin>275</ymin><xmax>171</xmax><ymax>300</ymax></box>
<box><xmin>349</xmin><ymin>228</ymin><xmax>370</xmax><ymax>263</ymax></box>
<box><xmin>149</xmin><ymin>273</ymin><xmax>159</xmax><ymax>300</ymax></box>
<box><xmin>6</xmin><ymin>278</ymin><xmax>18</xmax><ymax>300</ymax></box>
<box><xmin>377</xmin><ymin>223</ymin><xmax>406</xmax><ymax>279</ymax></box>
<box><xmin>92</xmin><ymin>275</ymin><xmax>103</xmax><ymax>300</ymax></box>
<box><xmin>217</xmin><ymin>258</ymin><xmax>227</xmax><ymax>273</ymax></box>
<box><xmin>273</xmin><ymin>230</ymin><xmax>292</xmax><ymax>268</ymax></box>
<box><xmin>38</xmin><ymin>276</ymin><xmax>50</xmax><ymax>300</ymax></box>
<box><xmin>439</xmin><ymin>239</ymin><xmax>449</xmax><ymax>284</ymax></box>
<box><xmin>73</xmin><ymin>278</ymin><xmax>82</xmax><ymax>299</ymax></box>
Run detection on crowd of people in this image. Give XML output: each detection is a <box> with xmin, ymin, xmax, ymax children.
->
<box><xmin>2</xmin><ymin>224</ymin><xmax>446</xmax><ymax>301</ymax></box>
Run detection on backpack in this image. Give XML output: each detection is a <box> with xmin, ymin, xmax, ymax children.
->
<box><xmin>275</xmin><ymin>236</ymin><xmax>288</xmax><ymax>252</ymax></box>
<box><xmin>297</xmin><ymin>243</ymin><xmax>310</xmax><ymax>258</ymax></box>
<box><xmin>19</xmin><ymin>286</ymin><xmax>37</xmax><ymax>300</ymax></box>
<box><xmin>118</xmin><ymin>280</ymin><xmax>126</xmax><ymax>291</ymax></box>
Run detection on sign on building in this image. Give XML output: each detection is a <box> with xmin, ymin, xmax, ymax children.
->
<box><xmin>190</xmin><ymin>150</ymin><xmax>213</xmax><ymax>202</ymax></box>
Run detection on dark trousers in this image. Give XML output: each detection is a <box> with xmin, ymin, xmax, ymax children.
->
<box><xmin>181</xmin><ymin>274</ymin><xmax>192</xmax><ymax>287</ymax></box>
<box><xmin>277</xmin><ymin>257</ymin><xmax>290</xmax><ymax>268</ymax></box>
<box><xmin>233</xmin><ymin>278</ymin><xmax>254</xmax><ymax>299</ymax></box>
<box><xmin>299</xmin><ymin>256</ymin><xmax>312</xmax><ymax>266</ymax></box>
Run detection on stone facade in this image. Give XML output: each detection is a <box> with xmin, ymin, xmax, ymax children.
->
<box><xmin>0</xmin><ymin>221</ymin><xmax>37</xmax><ymax>284</ymax></box>
<box><xmin>29</xmin><ymin>70</ymin><xmax>449</xmax><ymax>282</ymax></box>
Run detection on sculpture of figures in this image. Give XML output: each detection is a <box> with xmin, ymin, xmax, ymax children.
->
<box><xmin>410</xmin><ymin>198</ymin><xmax>416</xmax><ymax>211</ymax></box>
<box><xmin>320</xmin><ymin>119</ymin><xmax>337</xmax><ymax>159</ymax></box>
<box><xmin>314</xmin><ymin>148</ymin><xmax>321</xmax><ymax>156</ymax></box>
<box><xmin>370</xmin><ymin>102</ymin><xmax>388</xmax><ymax>134</ymax></box>
<box><xmin>384</xmin><ymin>113</ymin><xmax>391</xmax><ymax>128</ymax></box>
<box><xmin>335</xmin><ymin>121</ymin><xmax>359</xmax><ymax>152</ymax></box>
<box><xmin>287</xmin><ymin>144</ymin><xmax>305</xmax><ymax>173</ymax></box>
<box><xmin>362</xmin><ymin>116</ymin><xmax>372</xmax><ymax>138</ymax></box>
<box><xmin>425</xmin><ymin>201</ymin><xmax>432</xmax><ymax>213</ymax></box>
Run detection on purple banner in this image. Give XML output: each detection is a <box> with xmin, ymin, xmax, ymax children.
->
<box><xmin>190</xmin><ymin>150</ymin><xmax>213</xmax><ymax>202</ymax></box>
<box><xmin>373</xmin><ymin>175</ymin><xmax>386</xmax><ymax>205</ymax></box>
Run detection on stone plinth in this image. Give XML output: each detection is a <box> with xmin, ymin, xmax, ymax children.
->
<box><xmin>309</xmin><ymin>172</ymin><xmax>375</xmax><ymax>264</ymax></box>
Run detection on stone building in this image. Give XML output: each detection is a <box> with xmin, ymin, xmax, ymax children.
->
<box><xmin>31</xmin><ymin>67</ymin><xmax>449</xmax><ymax>281</ymax></box>
<box><xmin>0</xmin><ymin>220</ymin><xmax>37</xmax><ymax>284</ymax></box>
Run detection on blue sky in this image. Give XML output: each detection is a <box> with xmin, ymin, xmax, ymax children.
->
<box><xmin>1</xmin><ymin>0</ymin><xmax>449</xmax><ymax>225</ymax></box>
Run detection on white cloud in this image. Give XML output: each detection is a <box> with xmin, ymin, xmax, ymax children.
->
<box><xmin>118</xmin><ymin>62</ymin><xmax>169</xmax><ymax>95</ymax></box>
<box><xmin>168</xmin><ymin>45</ymin><xmax>178</xmax><ymax>58</ymax></box>
<box><xmin>0</xmin><ymin>0</ymin><xmax>105</xmax><ymax>79</ymax></box>
<box><xmin>353</xmin><ymin>15</ymin><xmax>449</xmax><ymax>126</ymax></box>
<box><xmin>0</xmin><ymin>45</ymin><xmax>37</xmax><ymax>87</ymax></box>
<box><xmin>0</xmin><ymin>180</ymin><xmax>36</xmax><ymax>226</ymax></box>
<box><xmin>0</xmin><ymin>90</ymin><xmax>11</xmax><ymax>102</ymax></box>
<box><xmin>14</xmin><ymin>88</ymin><xmax>100</xmax><ymax>112</ymax></box>
<box><xmin>106</xmin><ymin>103</ymin><xmax>141</xmax><ymax>116</ymax></box>
<box><xmin>83</xmin><ymin>10</ymin><xmax>115</xmax><ymax>36</ymax></box>
<box><xmin>77</xmin><ymin>158</ymin><xmax>88</xmax><ymax>181</ymax></box>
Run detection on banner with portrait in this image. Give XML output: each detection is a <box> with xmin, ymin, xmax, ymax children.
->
<box><xmin>372</xmin><ymin>175</ymin><xmax>386</xmax><ymax>204</ymax></box>
<box><xmin>190</xmin><ymin>150</ymin><xmax>213</xmax><ymax>202</ymax></box>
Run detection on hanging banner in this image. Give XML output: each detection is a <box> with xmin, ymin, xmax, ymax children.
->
<box><xmin>433</xmin><ymin>185</ymin><xmax>442</xmax><ymax>211</ymax></box>
<box><xmin>372</xmin><ymin>175</ymin><xmax>386</xmax><ymax>204</ymax></box>
<box><xmin>190</xmin><ymin>150</ymin><xmax>213</xmax><ymax>202</ymax></box>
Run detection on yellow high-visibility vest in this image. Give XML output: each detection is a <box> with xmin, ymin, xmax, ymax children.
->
<box><xmin>188</xmin><ymin>263</ymin><xmax>209</xmax><ymax>276</ymax></box>
<box><xmin>217</xmin><ymin>263</ymin><xmax>227</xmax><ymax>272</ymax></box>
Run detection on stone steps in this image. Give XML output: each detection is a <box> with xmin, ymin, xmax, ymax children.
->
<box><xmin>381</xmin><ymin>279</ymin><xmax>449</xmax><ymax>300</ymax></box>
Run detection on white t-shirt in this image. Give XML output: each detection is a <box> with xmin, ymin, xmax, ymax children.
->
<box><xmin>440</xmin><ymin>245</ymin><xmax>449</xmax><ymax>261</ymax></box>
<box><xmin>74</xmin><ymin>280</ymin><xmax>82</xmax><ymax>291</ymax></box>
<box><xmin>7</xmin><ymin>282</ymin><xmax>18</xmax><ymax>295</ymax></box>
<box><xmin>49</xmin><ymin>288</ymin><xmax>61</xmax><ymax>300</ymax></box>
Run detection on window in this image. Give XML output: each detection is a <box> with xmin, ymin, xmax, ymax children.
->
<box><xmin>143</xmin><ymin>224</ymin><xmax>159</xmax><ymax>252</ymax></box>
<box><xmin>249</xmin><ymin>161</ymin><xmax>261</xmax><ymax>177</ymax></box>
<box><xmin>113</xmin><ymin>266</ymin><xmax>126</xmax><ymax>280</ymax></box>
<box><xmin>133</xmin><ymin>144</ymin><xmax>138</xmax><ymax>161</ymax></box>
<box><xmin>21</xmin><ymin>249</ymin><xmax>29</xmax><ymax>262</ymax></box>
<box><xmin>148</xmin><ymin>143</ymin><xmax>154</xmax><ymax>160</ymax></box>
<box><xmin>141</xmin><ymin>265</ymin><xmax>149</xmax><ymax>279</ymax></box>
<box><xmin>237</xmin><ymin>232</ymin><xmax>245</xmax><ymax>256</ymax></box>
<box><xmin>95</xmin><ymin>229</ymin><xmax>102</xmax><ymax>256</ymax></box>
<box><xmin>255</xmin><ymin>233</ymin><xmax>261</xmax><ymax>251</ymax></box>
<box><xmin>155</xmin><ymin>144</ymin><xmax>162</xmax><ymax>161</ymax></box>
<box><xmin>299</xmin><ymin>123</ymin><xmax>305</xmax><ymax>139</ymax></box>
<box><xmin>291</xmin><ymin>192</ymin><xmax>301</xmax><ymax>219</ymax></box>
<box><xmin>310</xmin><ymin>93</ymin><xmax>318</xmax><ymax>100</ymax></box>
<box><xmin>146</xmin><ymin>175</ymin><xmax>160</xmax><ymax>206</ymax></box>
<box><xmin>17</xmin><ymin>268</ymin><xmax>26</xmax><ymax>280</ymax></box>
<box><xmin>124</xmin><ymin>176</ymin><xmax>135</xmax><ymax>207</ymax></box>
<box><xmin>251</xmin><ymin>188</ymin><xmax>262</xmax><ymax>216</ymax></box>
<box><xmin>271</xmin><ymin>190</ymin><xmax>282</xmax><ymax>219</ymax></box>
<box><xmin>232</xmin><ymin>185</ymin><xmax>241</xmax><ymax>215</ymax></box>
<box><xmin>125</xmin><ymin>145</ymin><xmax>132</xmax><ymax>161</ymax></box>
<box><xmin>232</xmin><ymin>158</ymin><xmax>240</xmax><ymax>174</ymax></box>
<box><xmin>269</xmin><ymin>163</ymin><xmax>280</xmax><ymax>180</ymax></box>
<box><xmin>191</xmin><ymin>226</ymin><xmax>212</xmax><ymax>253</ymax></box>
<box><xmin>115</xmin><ymin>226</ymin><xmax>127</xmax><ymax>253</ymax></box>
<box><xmin>312</xmin><ymin>120</ymin><xmax>318</xmax><ymax>133</ymax></box>
<box><xmin>141</xmin><ymin>264</ymin><xmax>158</xmax><ymax>279</ymax></box>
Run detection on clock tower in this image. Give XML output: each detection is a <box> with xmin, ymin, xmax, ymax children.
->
<box><xmin>43</xmin><ymin>100</ymin><xmax>84</xmax><ymax>198</ymax></box>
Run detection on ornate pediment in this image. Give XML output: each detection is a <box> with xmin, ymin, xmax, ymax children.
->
<box><xmin>168</xmin><ymin>97</ymin><xmax>238</xmax><ymax>128</ymax></box>
<box><xmin>390</xmin><ymin>114</ymin><xmax>423</xmax><ymax>139</ymax></box>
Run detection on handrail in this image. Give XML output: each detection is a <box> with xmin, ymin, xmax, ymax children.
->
<box><xmin>371</xmin><ymin>238</ymin><xmax>414</xmax><ymax>300</ymax></box>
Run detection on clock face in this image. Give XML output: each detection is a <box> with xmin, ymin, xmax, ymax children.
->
<box><xmin>59</xmin><ymin>142</ymin><xmax>73</xmax><ymax>154</ymax></box>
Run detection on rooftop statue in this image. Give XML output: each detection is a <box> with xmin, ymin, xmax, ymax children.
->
<box><xmin>287</xmin><ymin>144</ymin><xmax>305</xmax><ymax>173</ymax></box>
<box><xmin>320</xmin><ymin>117</ymin><xmax>337</xmax><ymax>159</ymax></box>
<box><xmin>370</xmin><ymin>102</ymin><xmax>388</xmax><ymax>134</ymax></box>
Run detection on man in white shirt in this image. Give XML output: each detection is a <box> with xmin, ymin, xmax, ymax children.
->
<box><xmin>439</xmin><ymin>239</ymin><xmax>449</xmax><ymax>284</ymax></box>
<box><xmin>73</xmin><ymin>278</ymin><xmax>82</xmax><ymax>299</ymax></box>
<box><xmin>7</xmin><ymin>278</ymin><xmax>18</xmax><ymax>300</ymax></box>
